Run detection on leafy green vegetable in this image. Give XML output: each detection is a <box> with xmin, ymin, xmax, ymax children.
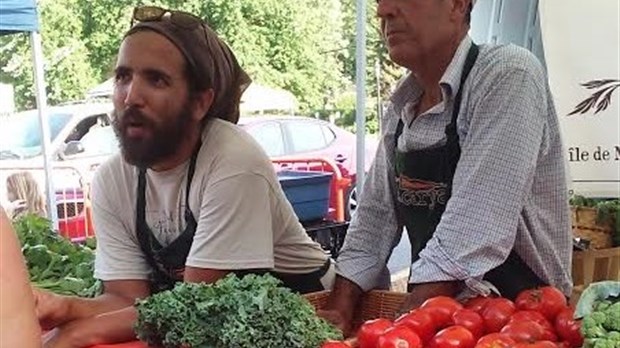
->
<box><xmin>575</xmin><ymin>281</ymin><xmax>620</xmax><ymax>318</ymax></box>
<box><xmin>135</xmin><ymin>273</ymin><xmax>342</xmax><ymax>348</ymax></box>
<box><xmin>13</xmin><ymin>214</ymin><xmax>101</xmax><ymax>297</ymax></box>
<box><xmin>577</xmin><ymin>281</ymin><xmax>620</xmax><ymax>348</ymax></box>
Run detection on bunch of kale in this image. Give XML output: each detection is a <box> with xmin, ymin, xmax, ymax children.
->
<box><xmin>134</xmin><ymin>273</ymin><xmax>342</xmax><ymax>348</ymax></box>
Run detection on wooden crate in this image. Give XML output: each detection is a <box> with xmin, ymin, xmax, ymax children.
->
<box><xmin>572</xmin><ymin>247</ymin><xmax>620</xmax><ymax>303</ymax></box>
<box><xmin>571</xmin><ymin>206</ymin><xmax>614</xmax><ymax>249</ymax></box>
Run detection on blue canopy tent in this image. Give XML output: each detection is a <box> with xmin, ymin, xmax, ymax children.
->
<box><xmin>1</xmin><ymin>0</ymin><xmax>58</xmax><ymax>225</ymax></box>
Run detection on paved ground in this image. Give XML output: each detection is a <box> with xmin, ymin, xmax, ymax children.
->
<box><xmin>387</xmin><ymin>231</ymin><xmax>411</xmax><ymax>274</ymax></box>
<box><xmin>387</xmin><ymin>231</ymin><xmax>411</xmax><ymax>292</ymax></box>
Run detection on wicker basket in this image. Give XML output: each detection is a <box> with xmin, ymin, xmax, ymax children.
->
<box><xmin>571</xmin><ymin>206</ymin><xmax>614</xmax><ymax>249</ymax></box>
<box><xmin>305</xmin><ymin>290</ymin><xmax>408</xmax><ymax>330</ymax></box>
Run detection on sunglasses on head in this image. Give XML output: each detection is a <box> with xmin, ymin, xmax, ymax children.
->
<box><xmin>131</xmin><ymin>6</ymin><xmax>203</xmax><ymax>29</ymax></box>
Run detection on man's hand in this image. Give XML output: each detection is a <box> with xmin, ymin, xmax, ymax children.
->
<box><xmin>33</xmin><ymin>288</ymin><xmax>70</xmax><ymax>330</ymax></box>
<box><xmin>400</xmin><ymin>281</ymin><xmax>461</xmax><ymax>314</ymax></box>
<box><xmin>317</xmin><ymin>276</ymin><xmax>364</xmax><ymax>337</ymax></box>
<box><xmin>42</xmin><ymin>306</ymin><xmax>140</xmax><ymax>348</ymax></box>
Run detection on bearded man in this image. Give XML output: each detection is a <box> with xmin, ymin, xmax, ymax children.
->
<box><xmin>33</xmin><ymin>7</ymin><xmax>335</xmax><ymax>348</ymax></box>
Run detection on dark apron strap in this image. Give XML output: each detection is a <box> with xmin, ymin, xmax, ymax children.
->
<box><xmin>394</xmin><ymin>43</ymin><xmax>479</xmax><ymax>142</ymax></box>
<box><xmin>135</xmin><ymin>142</ymin><xmax>201</xmax><ymax>289</ymax></box>
<box><xmin>136</xmin><ymin>168</ymin><xmax>162</xmax><ymax>274</ymax></box>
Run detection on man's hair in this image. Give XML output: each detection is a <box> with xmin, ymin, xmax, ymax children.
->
<box><xmin>182</xmin><ymin>57</ymin><xmax>212</xmax><ymax>103</ymax></box>
<box><xmin>125</xmin><ymin>12</ymin><xmax>251</xmax><ymax>125</ymax></box>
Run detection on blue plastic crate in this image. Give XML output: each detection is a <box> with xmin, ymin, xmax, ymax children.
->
<box><xmin>277</xmin><ymin>170</ymin><xmax>332</xmax><ymax>222</ymax></box>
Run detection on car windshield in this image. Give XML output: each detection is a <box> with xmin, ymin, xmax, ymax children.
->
<box><xmin>0</xmin><ymin>111</ymin><xmax>72</xmax><ymax>160</ymax></box>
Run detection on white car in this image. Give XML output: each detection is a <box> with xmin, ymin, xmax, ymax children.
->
<box><xmin>0</xmin><ymin>101</ymin><xmax>117</xmax><ymax>236</ymax></box>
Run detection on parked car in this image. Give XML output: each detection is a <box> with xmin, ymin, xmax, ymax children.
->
<box><xmin>1</xmin><ymin>107</ymin><xmax>376</xmax><ymax>239</ymax></box>
<box><xmin>0</xmin><ymin>100</ymin><xmax>117</xmax><ymax>239</ymax></box>
<box><xmin>239</xmin><ymin>116</ymin><xmax>377</xmax><ymax>219</ymax></box>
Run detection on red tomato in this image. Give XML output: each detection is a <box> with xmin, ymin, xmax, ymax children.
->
<box><xmin>395</xmin><ymin>308</ymin><xmax>438</xmax><ymax>343</ymax></box>
<box><xmin>358</xmin><ymin>318</ymin><xmax>393</xmax><ymax>348</ymax></box>
<box><xmin>464</xmin><ymin>296</ymin><xmax>494</xmax><ymax>314</ymax></box>
<box><xmin>509</xmin><ymin>311</ymin><xmax>557</xmax><ymax>341</ymax></box>
<box><xmin>453</xmin><ymin>309</ymin><xmax>485</xmax><ymax>339</ymax></box>
<box><xmin>481</xmin><ymin>298</ymin><xmax>516</xmax><ymax>333</ymax></box>
<box><xmin>421</xmin><ymin>296</ymin><xmax>464</xmax><ymax>329</ymax></box>
<box><xmin>321</xmin><ymin>340</ymin><xmax>351</xmax><ymax>348</ymax></box>
<box><xmin>554</xmin><ymin>307</ymin><xmax>583</xmax><ymax>348</ymax></box>
<box><xmin>377</xmin><ymin>326</ymin><xmax>423</xmax><ymax>348</ymax></box>
<box><xmin>515</xmin><ymin>286</ymin><xmax>567</xmax><ymax>321</ymax></box>
<box><xmin>510</xmin><ymin>311</ymin><xmax>554</xmax><ymax>332</ymax></box>
<box><xmin>429</xmin><ymin>325</ymin><xmax>476</xmax><ymax>348</ymax></box>
<box><xmin>500</xmin><ymin>320</ymin><xmax>545</xmax><ymax>343</ymax></box>
<box><xmin>475</xmin><ymin>333</ymin><xmax>517</xmax><ymax>348</ymax></box>
<box><xmin>514</xmin><ymin>341</ymin><xmax>557</xmax><ymax>348</ymax></box>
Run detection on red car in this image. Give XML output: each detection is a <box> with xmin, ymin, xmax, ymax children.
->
<box><xmin>239</xmin><ymin>116</ymin><xmax>377</xmax><ymax>220</ymax></box>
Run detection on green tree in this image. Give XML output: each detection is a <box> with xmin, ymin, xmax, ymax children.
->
<box><xmin>196</xmin><ymin>0</ymin><xmax>347</xmax><ymax>113</ymax></box>
<box><xmin>75</xmin><ymin>0</ymin><xmax>348</xmax><ymax>113</ymax></box>
<box><xmin>2</xmin><ymin>0</ymin><xmax>349</xmax><ymax>115</ymax></box>
<box><xmin>76</xmin><ymin>0</ymin><xmax>137</xmax><ymax>80</ymax></box>
<box><xmin>0</xmin><ymin>0</ymin><xmax>98</xmax><ymax>110</ymax></box>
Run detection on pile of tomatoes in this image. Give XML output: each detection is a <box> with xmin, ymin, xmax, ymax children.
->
<box><xmin>322</xmin><ymin>286</ymin><xmax>583</xmax><ymax>348</ymax></box>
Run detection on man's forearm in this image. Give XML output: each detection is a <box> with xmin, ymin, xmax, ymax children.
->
<box><xmin>46</xmin><ymin>306</ymin><xmax>138</xmax><ymax>347</ymax></box>
<box><xmin>64</xmin><ymin>293</ymin><xmax>137</xmax><ymax>323</ymax></box>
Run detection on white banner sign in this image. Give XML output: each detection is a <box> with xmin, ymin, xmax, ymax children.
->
<box><xmin>539</xmin><ymin>0</ymin><xmax>620</xmax><ymax>198</ymax></box>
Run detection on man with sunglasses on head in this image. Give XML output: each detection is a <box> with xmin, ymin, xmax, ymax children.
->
<box><xmin>33</xmin><ymin>6</ymin><xmax>335</xmax><ymax>347</ymax></box>
<box><xmin>318</xmin><ymin>0</ymin><xmax>572</xmax><ymax>335</ymax></box>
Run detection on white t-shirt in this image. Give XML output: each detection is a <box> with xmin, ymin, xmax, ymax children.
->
<box><xmin>92</xmin><ymin>119</ymin><xmax>328</xmax><ymax>281</ymax></box>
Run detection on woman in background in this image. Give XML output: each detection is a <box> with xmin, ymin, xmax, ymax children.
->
<box><xmin>5</xmin><ymin>171</ymin><xmax>47</xmax><ymax>219</ymax></box>
<box><xmin>0</xmin><ymin>205</ymin><xmax>41</xmax><ymax>347</ymax></box>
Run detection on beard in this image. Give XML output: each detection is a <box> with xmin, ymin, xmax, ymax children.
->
<box><xmin>112</xmin><ymin>103</ymin><xmax>194</xmax><ymax>168</ymax></box>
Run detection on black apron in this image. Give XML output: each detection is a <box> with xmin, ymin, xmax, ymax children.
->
<box><xmin>135</xmin><ymin>144</ymin><xmax>330</xmax><ymax>294</ymax></box>
<box><xmin>394</xmin><ymin>44</ymin><xmax>544</xmax><ymax>300</ymax></box>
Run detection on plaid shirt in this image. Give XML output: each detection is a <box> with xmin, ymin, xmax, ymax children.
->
<box><xmin>336</xmin><ymin>36</ymin><xmax>573</xmax><ymax>297</ymax></box>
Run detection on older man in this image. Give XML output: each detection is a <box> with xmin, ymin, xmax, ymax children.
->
<box><xmin>320</xmin><ymin>0</ymin><xmax>572</xmax><ymax>334</ymax></box>
<box><xmin>34</xmin><ymin>6</ymin><xmax>335</xmax><ymax>347</ymax></box>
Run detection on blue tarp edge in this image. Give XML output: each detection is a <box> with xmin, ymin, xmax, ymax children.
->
<box><xmin>0</xmin><ymin>0</ymin><xmax>40</xmax><ymax>34</ymax></box>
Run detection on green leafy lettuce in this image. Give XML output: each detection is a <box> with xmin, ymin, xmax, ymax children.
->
<box><xmin>13</xmin><ymin>214</ymin><xmax>101</xmax><ymax>297</ymax></box>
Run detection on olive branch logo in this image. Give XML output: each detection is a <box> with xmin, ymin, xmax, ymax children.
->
<box><xmin>568</xmin><ymin>79</ymin><xmax>620</xmax><ymax>116</ymax></box>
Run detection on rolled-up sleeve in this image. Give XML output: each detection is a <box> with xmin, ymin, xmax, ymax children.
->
<box><xmin>410</xmin><ymin>62</ymin><xmax>548</xmax><ymax>294</ymax></box>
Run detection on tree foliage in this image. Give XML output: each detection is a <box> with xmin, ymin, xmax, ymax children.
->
<box><xmin>0</xmin><ymin>0</ymin><xmax>400</xmax><ymax>134</ymax></box>
<box><xmin>0</xmin><ymin>0</ymin><xmax>98</xmax><ymax>109</ymax></box>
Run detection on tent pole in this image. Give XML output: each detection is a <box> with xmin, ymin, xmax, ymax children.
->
<box><xmin>355</xmin><ymin>0</ymin><xmax>367</xmax><ymax>200</ymax></box>
<box><xmin>30</xmin><ymin>31</ymin><xmax>58</xmax><ymax>228</ymax></box>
